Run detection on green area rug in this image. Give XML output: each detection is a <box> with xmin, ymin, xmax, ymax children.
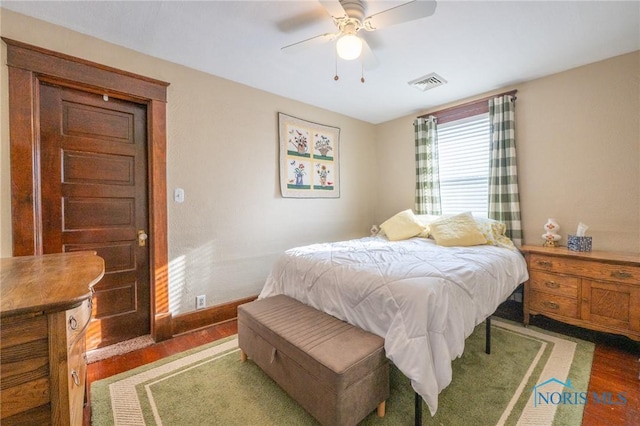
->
<box><xmin>91</xmin><ymin>319</ymin><xmax>594</xmax><ymax>425</ymax></box>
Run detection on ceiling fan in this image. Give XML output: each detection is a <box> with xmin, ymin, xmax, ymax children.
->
<box><xmin>281</xmin><ymin>0</ymin><xmax>437</xmax><ymax>70</ymax></box>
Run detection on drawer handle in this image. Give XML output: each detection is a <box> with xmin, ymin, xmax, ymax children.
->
<box><xmin>71</xmin><ymin>370</ymin><xmax>80</xmax><ymax>387</ymax></box>
<box><xmin>537</xmin><ymin>260</ymin><xmax>553</xmax><ymax>267</ymax></box>
<box><xmin>545</xmin><ymin>281</ymin><xmax>560</xmax><ymax>289</ymax></box>
<box><xmin>611</xmin><ymin>271</ymin><xmax>632</xmax><ymax>279</ymax></box>
<box><xmin>543</xmin><ymin>301</ymin><xmax>560</xmax><ymax>310</ymax></box>
<box><xmin>68</xmin><ymin>316</ymin><xmax>78</xmax><ymax>330</ymax></box>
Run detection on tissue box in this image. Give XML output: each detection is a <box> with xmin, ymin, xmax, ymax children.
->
<box><xmin>567</xmin><ymin>235</ymin><xmax>592</xmax><ymax>252</ymax></box>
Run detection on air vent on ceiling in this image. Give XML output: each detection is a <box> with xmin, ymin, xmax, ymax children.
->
<box><xmin>408</xmin><ymin>73</ymin><xmax>447</xmax><ymax>92</ymax></box>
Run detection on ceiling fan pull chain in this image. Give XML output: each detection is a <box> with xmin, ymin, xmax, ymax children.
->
<box><xmin>361</xmin><ymin>56</ymin><xmax>365</xmax><ymax>83</ymax></box>
<box><xmin>334</xmin><ymin>48</ymin><xmax>339</xmax><ymax>81</ymax></box>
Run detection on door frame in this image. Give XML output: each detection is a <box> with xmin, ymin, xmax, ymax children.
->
<box><xmin>4</xmin><ymin>38</ymin><xmax>173</xmax><ymax>342</ymax></box>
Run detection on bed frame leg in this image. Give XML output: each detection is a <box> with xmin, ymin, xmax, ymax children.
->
<box><xmin>240</xmin><ymin>349</ymin><xmax>247</xmax><ymax>362</ymax></box>
<box><xmin>376</xmin><ymin>400</ymin><xmax>386</xmax><ymax>417</ymax></box>
<box><xmin>485</xmin><ymin>316</ymin><xmax>491</xmax><ymax>355</ymax></box>
<box><xmin>413</xmin><ymin>318</ymin><xmax>491</xmax><ymax>425</ymax></box>
<box><xmin>415</xmin><ymin>391</ymin><xmax>422</xmax><ymax>426</ymax></box>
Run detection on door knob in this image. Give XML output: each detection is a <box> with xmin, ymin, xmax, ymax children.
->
<box><xmin>137</xmin><ymin>230</ymin><xmax>148</xmax><ymax>247</ymax></box>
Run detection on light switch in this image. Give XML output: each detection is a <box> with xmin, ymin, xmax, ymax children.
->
<box><xmin>174</xmin><ymin>188</ymin><xmax>185</xmax><ymax>203</ymax></box>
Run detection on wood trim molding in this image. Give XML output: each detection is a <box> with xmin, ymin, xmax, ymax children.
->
<box><xmin>418</xmin><ymin>89</ymin><xmax>518</xmax><ymax>124</ymax></box>
<box><xmin>147</xmin><ymin>99</ymin><xmax>171</xmax><ymax>341</ymax></box>
<box><xmin>172</xmin><ymin>296</ymin><xmax>257</xmax><ymax>337</ymax></box>
<box><xmin>154</xmin><ymin>312</ymin><xmax>174</xmax><ymax>342</ymax></box>
<box><xmin>7</xmin><ymin>66</ymin><xmax>40</xmax><ymax>255</ymax></box>
<box><xmin>3</xmin><ymin>38</ymin><xmax>168</xmax><ymax>102</ymax></box>
<box><xmin>3</xmin><ymin>38</ymin><xmax>172</xmax><ymax>342</ymax></box>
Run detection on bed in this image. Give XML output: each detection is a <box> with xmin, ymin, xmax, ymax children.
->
<box><xmin>259</xmin><ymin>213</ymin><xmax>529</xmax><ymax>416</ymax></box>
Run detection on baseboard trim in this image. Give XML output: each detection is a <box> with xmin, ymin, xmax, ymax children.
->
<box><xmin>172</xmin><ymin>295</ymin><xmax>257</xmax><ymax>336</ymax></box>
<box><xmin>153</xmin><ymin>312</ymin><xmax>174</xmax><ymax>342</ymax></box>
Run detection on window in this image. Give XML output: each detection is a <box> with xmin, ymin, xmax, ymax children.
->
<box><xmin>437</xmin><ymin>113</ymin><xmax>490</xmax><ymax>217</ymax></box>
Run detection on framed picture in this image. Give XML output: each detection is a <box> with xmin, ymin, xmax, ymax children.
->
<box><xmin>278</xmin><ymin>113</ymin><xmax>340</xmax><ymax>198</ymax></box>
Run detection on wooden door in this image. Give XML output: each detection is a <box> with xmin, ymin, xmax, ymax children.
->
<box><xmin>39</xmin><ymin>82</ymin><xmax>151</xmax><ymax>349</ymax></box>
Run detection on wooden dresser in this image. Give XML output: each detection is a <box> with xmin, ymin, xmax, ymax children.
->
<box><xmin>521</xmin><ymin>245</ymin><xmax>640</xmax><ymax>341</ymax></box>
<box><xmin>1</xmin><ymin>251</ymin><xmax>104</xmax><ymax>425</ymax></box>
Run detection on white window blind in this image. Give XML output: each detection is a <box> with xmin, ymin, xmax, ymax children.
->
<box><xmin>437</xmin><ymin>113</ymin><xmax>490</xmax><ymax>217</ymax></box>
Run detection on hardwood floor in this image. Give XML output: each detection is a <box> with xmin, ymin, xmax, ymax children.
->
<box><xmin>84</xmin><ymin>303</ymin><xmax>639</xmax><ymax>425</ymax></box>
<box><xmin>495</xmin><ymin>301</ymin><xmax>640</xmax><ymax>426</ymax></box>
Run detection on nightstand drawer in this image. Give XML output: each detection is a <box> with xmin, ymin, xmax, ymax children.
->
<box><xmin>529</xmin><ymin>291</ymin><xmax>578</xmax><ymax>318</ymax></box>
<box><xmin>529</xmin><ymin>254</ymin><xmax>640</xmax><ymax>284</ymax></box>
<box><xmin>530</xmin><ymin>271</ymin><xmax>578</xmax><ymax>298</ymax></box>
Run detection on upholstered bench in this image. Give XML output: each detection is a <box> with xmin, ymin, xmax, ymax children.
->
<box><xmin>238</xmin><ymin>295</ymin><xmax>389</xmax><ymax>426</ymax></box>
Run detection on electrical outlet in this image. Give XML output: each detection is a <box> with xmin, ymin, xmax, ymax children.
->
<box><xmin>196</xmin><ymin>295</ymin><xmax>206</xmax><ymax>310</ymax></box>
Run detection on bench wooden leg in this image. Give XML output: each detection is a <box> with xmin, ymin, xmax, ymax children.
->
<box><xmin>376</xmin><ymin>400</ymin><xmax>386</xmax><ymax>417</ymax></box>
<box><xmin>240</xmin><ymin>349</ymin><xmax>247</xmax><ymax>362</ymax></box>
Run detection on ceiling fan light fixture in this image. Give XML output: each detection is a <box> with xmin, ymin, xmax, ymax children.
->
<box><xmin>336</xmin><ymin>33</ymin><xmax>362</xmax><ymax>60</ymax></box>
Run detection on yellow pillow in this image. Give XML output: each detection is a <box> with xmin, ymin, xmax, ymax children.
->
<box><xmin>380</xmin><ymin>210</ymin><xmax>427</xmax><ymax>241</ymax></box>
<box><xmin>429</xmin><ymin>212</ymin><xmax>487</xmax><ymax>247</ymax></box>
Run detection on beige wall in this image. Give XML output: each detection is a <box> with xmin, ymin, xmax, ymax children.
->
<box><xmin>2</xmin><ymin>9</ymin><xmax>639</xmax><ymax>317</ymax></box>
<box><xmin>375</xmin><ymin>51</ymin><xmax>640</xmax><ymax>253</ymax></box>
<box><xmin>0</xmin><ymin>9</ymin><xmax>377</xmax><ymax>314</ymax></box>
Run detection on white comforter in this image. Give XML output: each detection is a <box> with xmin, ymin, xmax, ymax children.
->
<box><xmin>259</xmin><ymin>236</ymin><xmax>529</xmax><ymax>415</ymax></box>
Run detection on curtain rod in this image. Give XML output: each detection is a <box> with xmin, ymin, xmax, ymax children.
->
<box><xmin>417</xmin><ymin>89</ymin><xmax>518</xmax><ymax>121</ymax></box>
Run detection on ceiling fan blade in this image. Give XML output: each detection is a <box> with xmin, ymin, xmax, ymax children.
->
<box><xmin>276</xmin><ymin>8</ymin><xmax>334</xmax><ymax>33</ymax></box>
<box><xmin>361</xmin><ymin>38</ymin><xmax>380</xmax><ymax>70</ymax></box>
<box><xmin>365</xmin><ymin>0</ymin><xmax>437</xmax><ymax>30</ymax></box>
<box><xmin>319</xmin><ymin>0</ymin><xmax>347</xmax><ymax>18</ymax></box>
<box><xmin>281</xmin><ymin>33</ymin><xmax>337</xmax><ymax>54</ymax></box>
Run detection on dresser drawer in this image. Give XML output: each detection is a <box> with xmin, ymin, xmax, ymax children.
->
<box><xmin>529</xmin><ymin>291</ymin><xmax>578</xmax><ymax>318</ymax></box>
<box><xmin>0</xmin><ymin>314</ymin><xmax>50</xmax><ymax>420</ymax></box>
<box><xmin>530</xmin><ymin>271</ymin><xmax>578</xmax><ymax>298</ymax></box>
<box><xmin>529</xmin><ymin>254</ymin><xmax>565</xmax><ymax>271</ymax></box>
<box><xmin>529</xmin><ymin>254</ymin><xmax>640</xmax><ymax>284</ymax></box>
<box><xmin>66</xmin><ymin>299</ymin><xmax>91</xmax><ymax>346</ymax></box>
<box><xmin>586</xmin><ymin>262</ymin><xmax>640</xmax><ymax>285</ymax></box>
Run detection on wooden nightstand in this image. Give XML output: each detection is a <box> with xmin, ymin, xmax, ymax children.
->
<box><xmin>520</xmin><ymin>245</ymin><xmax>640</xmax><ymax>341</ymax></box>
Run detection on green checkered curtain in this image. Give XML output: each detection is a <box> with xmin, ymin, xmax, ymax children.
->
<box><xmin>488</xmin><ymin>95</ymin><xmax>523</xmax><ymax>246</ymax></box>
<box><xmin>414</xmin><ymin>116</ymin><xmax>441</xmax><ymax>215</ymax></box>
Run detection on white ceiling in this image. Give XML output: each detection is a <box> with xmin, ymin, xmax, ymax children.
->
<box><xmin>3</xmin><ymin>0</ymin><xmax>639</xmax><ymax>124</ymax></box>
